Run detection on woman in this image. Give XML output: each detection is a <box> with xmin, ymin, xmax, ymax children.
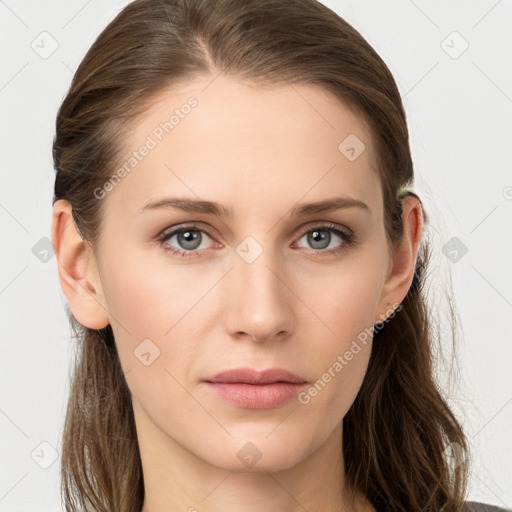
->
<box><xmin>50</xmin><ymin>0</ymin><xmax>508</xmax><ymax>511</ymax></box>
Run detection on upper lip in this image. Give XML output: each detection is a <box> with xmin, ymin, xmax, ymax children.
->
<box><xmin>204</xmin><ymin>367</ymin><xmax>307</xmax><ymax>384</ymax></box>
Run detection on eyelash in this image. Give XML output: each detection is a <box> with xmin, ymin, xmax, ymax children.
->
<box><xmin>156</xmin><ymin>222</ymin><xmax>356</xmax><ymax>259</ymax></box>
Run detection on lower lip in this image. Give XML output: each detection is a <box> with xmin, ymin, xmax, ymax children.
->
<box><xmin>203</xmin><ymin>382</ymin><xmax>307</xmax><ymax>409</ymax></box>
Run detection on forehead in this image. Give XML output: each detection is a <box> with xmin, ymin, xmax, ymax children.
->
<box><xmin>104</xmin><ymin>74</ymin><xmax>382</xmax><ymax>220</ymax></box>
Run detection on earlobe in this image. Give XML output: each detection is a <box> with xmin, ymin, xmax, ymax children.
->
<box><xmin>51</xmin><ymin>199</ymin><xmax>110</xmax><ymax>330</ymax></box>
<box><xmin>375</xmin><ymin>195</ymin><xmax>424</xmax><ymax>324</ymax></box>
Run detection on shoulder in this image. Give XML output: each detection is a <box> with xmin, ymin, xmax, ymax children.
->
<box><xmin>465</xmin><ymin>501</ymin><xmax>511</xmax><ymax>512</ymax></box>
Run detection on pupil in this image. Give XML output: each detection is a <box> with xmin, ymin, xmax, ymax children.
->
<box><xmin>179</xmin><ymin>230</ymin><xmax>200</xmax><ymax>250</ymax></box>
<box><xmin>309</xmin><ymin>229</ymin><xmax>330</xmax><ymax>249</ymax></box>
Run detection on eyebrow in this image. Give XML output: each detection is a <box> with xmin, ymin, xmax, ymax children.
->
<box><xmin>138</xmin><ymin>196</ymin><xmax>371</xmax><ymax>217</ymax></box>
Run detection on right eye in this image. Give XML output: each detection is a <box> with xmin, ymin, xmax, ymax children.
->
<box><xmin>157</xmin><ymin>223</ymin><xmax>218</xmax><ymax>258</ymax></box>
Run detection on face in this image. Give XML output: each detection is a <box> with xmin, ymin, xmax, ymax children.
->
<box><xmin>82</xmin><ymin>74</ymin><xmax>397</xmax><ymax>472</ymax></box>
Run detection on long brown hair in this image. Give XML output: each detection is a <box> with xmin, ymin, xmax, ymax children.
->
<box><xmin>53</xmin><ymin>0</ymin><xmax>471</xmax><ymax>510</ymax></box>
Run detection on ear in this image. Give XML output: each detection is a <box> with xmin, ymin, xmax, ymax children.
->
<box><xmin>375</xmin><ymin>194</ymin><xmax>424</xmax><ymax>324</ymax></box>
<box><xmin>51</xmin><ymin>199</ymin><xmax>110</xmax><ymax>329</ymax></box>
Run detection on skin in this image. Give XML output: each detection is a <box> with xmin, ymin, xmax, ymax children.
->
<box><xmin>52</xmin><ymin>74</ymin><xmax>423</xmax><ymax>512</ymax></box>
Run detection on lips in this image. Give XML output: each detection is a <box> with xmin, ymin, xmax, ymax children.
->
<box><xmin>202</xmin><ymin>367</ymin><xmax>308</xmax><ymax>409</ymax></box>
<box><xmin>203</xmin><ymin>367</ymin><xmax>308</xmax><ymax>385</ymax></box>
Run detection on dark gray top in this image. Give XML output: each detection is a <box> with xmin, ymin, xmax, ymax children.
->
<box><xmin>466</xmin><ymin>501</ymin><xmax>511</xmax><ymax>512</ymax></box>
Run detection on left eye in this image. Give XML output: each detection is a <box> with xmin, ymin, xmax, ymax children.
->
<box><xmin>295</xmin><ymin>225</ymin><xmax>352</xmax><ymax>252</ymax></box>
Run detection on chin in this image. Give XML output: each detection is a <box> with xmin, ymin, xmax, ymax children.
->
<box><xmin>198</xmin><ymin>434</ymin><xmax>311</xmax><ymax>473</ymax></box>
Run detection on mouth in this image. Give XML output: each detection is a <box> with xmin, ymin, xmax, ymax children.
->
<box><xmin>202</xmin><ymin>367</ymin><xmax>308</xmax><ymax>409</ymax></box>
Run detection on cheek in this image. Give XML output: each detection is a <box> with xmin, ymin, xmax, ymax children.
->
<box><xmin>101</xmin><ymin>251</ymin><xmax>220</xmax><ymax>380</ymax></box>
<box><xmin>302</xmin><ymin>256</ymin><xmax>382</xmax><ymax>346</ymax></box>
<box><xmin>303</xmin><ymin>322</ymin><xmax>373</xmax><ymax>428</ymax></box>
<box><xmin>297</xmin><ymin>261</ymin><xmax>381</xmax><ymax>417</ymax></box>
<box><xmin>101</xmin><ymin>248</ymin><xmax>203</xmax><ymax>335</ymax></box>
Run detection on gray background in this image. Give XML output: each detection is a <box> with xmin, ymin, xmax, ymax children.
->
<box><xmin>1</xmin><ymin>1</ymin><xmax>511</xmax><ymax>510</ymax></box>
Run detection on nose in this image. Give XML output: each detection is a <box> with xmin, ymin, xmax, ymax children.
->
<box><xmin>223</xmin><ymin>246</ymin><xmax>294</xmax><ymax>344</ymax></box>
